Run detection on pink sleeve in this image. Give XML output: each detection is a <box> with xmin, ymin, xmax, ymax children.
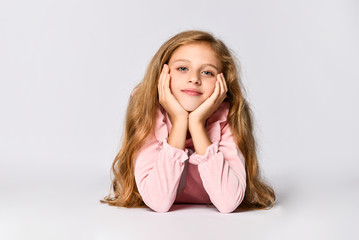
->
<box><xmin>189</xmin><ymin>122</ymin><xmax>247</xmax><ymax>213</ymax></box>
<box><xmin>134</xmin><ymin>137</ymin><xmax>189</xmax><ymax>213</ymax></box>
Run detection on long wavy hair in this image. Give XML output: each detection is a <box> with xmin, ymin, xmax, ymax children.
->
<box><xmin>100</xmin><ymin>30</ymin><xmax>276</xmax><ymax>211</ymax></box>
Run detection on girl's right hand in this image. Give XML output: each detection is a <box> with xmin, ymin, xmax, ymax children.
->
<box><xmin>157</xmin><ymin>64</ymin><xmax>189</xmax><ymax>123</ymax></box>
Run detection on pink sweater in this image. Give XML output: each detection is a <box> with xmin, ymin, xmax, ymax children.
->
<box><xmin>134</xmin><ymin>101</ymin><xmax>246</xmax><ymax>213</ymax></box>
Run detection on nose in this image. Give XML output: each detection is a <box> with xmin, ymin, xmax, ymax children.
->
<box><xmin>188</xmin><ymin>71</ymin><xmax>201</xmax><ymax>85</ymax></box>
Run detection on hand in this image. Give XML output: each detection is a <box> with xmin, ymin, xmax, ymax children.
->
<box><xmin>158</xmin><ymin>64</ymin><xmax>189</xmax><ymax>123</ymax></box>
<box><xmin>189</xmin><ymin>72</ymin><xmax>228</xmax><ymax>126</ymax></box>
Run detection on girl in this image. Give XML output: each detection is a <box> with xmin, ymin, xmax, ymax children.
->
<box><xmin>100</xmin><ymin>30</ymin><xmax>275</xmax><ymax>213</ymax></box>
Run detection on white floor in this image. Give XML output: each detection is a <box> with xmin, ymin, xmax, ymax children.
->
<box><xmin>1</xmin><ymin>168</ymin><xmax>358</xmax><ymax>240</ymax></box>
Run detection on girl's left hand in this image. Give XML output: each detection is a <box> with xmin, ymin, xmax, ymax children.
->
<box><xmin>189</xmin><ymin>73</ymin><xmax>228</xmax><ymax>125</ymax></box>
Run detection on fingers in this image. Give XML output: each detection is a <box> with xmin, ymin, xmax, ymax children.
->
<box><xmin>217</xmin><ymin>73</ymin><xmax>228</xmax><ymax>102</ymax></box>
<box><xmin>158</xmin><ymin>64</ymin><xmax>174</xmax><ymax>109</ymax></box>
<box><xmin>164</xmin><ymin>65</ymin><xmax>170</xmax><ymax>94</ymax></box>
<box><xmin>158</xmin><ymin>64</ymin><xmax>166</xmax><ymax>97</ymax></box>
<box><xmin>218</xmin><ymin>73</ymin><xmax>224</xmax><ymax>94</ymax></box>
<box><xmin>221</xmin><ymin>73</ymin><xmax>228</xmax><ymax>92</ymax></box>
<box><xmin>214</xmin><ymin>73</ymin><xmax>222</xmax><ymax>99</ymax></box>
<box><xmin>158</xmin><ymin>64</ymin><xmax>167</xmax><ymax>101</ymax></box>
<box><xmin>220</xmin><ymin>73</ymin><xmax>228</xmax><ymax>91</ymax></box>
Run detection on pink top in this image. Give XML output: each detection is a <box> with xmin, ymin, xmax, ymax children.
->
<box><xmin>134</xmin><ymin>101</ymin><xmax>246</xmax><ymax>213</ymax></box>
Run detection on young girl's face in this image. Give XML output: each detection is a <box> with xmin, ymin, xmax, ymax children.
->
<box><xmin>168</xmin><ymin>42</ymin><xmax>222</xmax><ymax>112</ymax></box>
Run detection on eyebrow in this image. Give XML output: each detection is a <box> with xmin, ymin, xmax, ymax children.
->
<box><xmin>172</xmin><ymin>59</ymin><xmax>219</xmax><ymax>71</ymax></box>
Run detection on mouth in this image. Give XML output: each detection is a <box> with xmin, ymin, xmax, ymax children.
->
<box><xmin>181</xmin><ymin>90</ymin><xmax>203</xmax><ymax>96</ymax></box>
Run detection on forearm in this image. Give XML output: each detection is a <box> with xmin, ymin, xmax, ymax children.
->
<box><xmin>189</xmin><ymin>121</ymin><xmax>212</xmax><ymax>155</ymax></box>
<box><xmin>167</xmin><ymin>118</ymin><xmax>188</xmax><ymax>150</ymax></box>
<box><xmin>134</xmin><ymin>137</ymin><xmax>189</xmax><ymax>213</ymax></box>
<box><xmin>188</xmin><ymin>122</ymin><xmax>247</xmax><ymax>213</ymax></box>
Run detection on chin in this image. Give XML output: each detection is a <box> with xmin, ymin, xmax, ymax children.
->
<box><xmin>181</xmin><ymin>103</ymin><xmax>201</xmax><ymax>112</ymax></box>
<box><xmin>175</xmin><ymin>95</ymin><xmax>205</xmax><ymax>112</ymax></box>
<box><xmin>184</xmin><ymin>107</ymin><xmax>196</xmax><ymax>112</ymax></box>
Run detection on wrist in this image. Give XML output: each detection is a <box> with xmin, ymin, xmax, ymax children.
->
<box><xmin>172</xmin><ymin>117</ymin><xmax>189</xmax><ymax>127</ymax></box>
<box><xmin>188</xmin><ymin>119</ymin><xmax>205</xmax><ymax>131</ymax></box>
<box><xmin>189</xmin><ymin>115</ymin><xmax>205</xmax><ymax>125</ymax></box>
<box><xmin>168</xmin><ymin>114</ymin><xmax>188</xmax><ymax>125</ymax></box>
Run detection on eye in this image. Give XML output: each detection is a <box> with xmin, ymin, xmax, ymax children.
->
<box><xmin>203</xmin><ymin>71</ymin><xmax>214</xmax><ymax>76</ymax></box>
<box><xmin>176</xmin><ymin>67</ymin><xmax>214</xmax><ymax>76</ymax></box>
<box><xmin>177</xmin><ymin>66</ymin><xmax>188</xmax><ymax>72</ymax></box>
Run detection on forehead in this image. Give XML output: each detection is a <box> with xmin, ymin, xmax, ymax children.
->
<box><xmin>169</xmin><ymin>43</ymin><xmax>221</xmax><ymax>68</ymax></box>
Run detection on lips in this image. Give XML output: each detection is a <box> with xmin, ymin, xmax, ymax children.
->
<box><xmin>181</xmin><ymin>89</ymin><xmax>202</xmax><ymax>96</ymax></box>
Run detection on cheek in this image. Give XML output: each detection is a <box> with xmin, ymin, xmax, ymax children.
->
<box><xmin>210</xmin><ymin>82</ymin><xmax>216</xmax><ymax>92</ymax></box>
<box><xmin>205</xmin><ymin>82</ymin><xmax>217</xmax><ymax>97</ymax></box>
<box><xmin>169</xmin><ymin>76</ymin><xmax>179</xmax><ymax>93</ymax></box>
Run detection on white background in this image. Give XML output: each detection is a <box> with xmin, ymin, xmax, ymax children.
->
<box><xmin>1</xmin><ymin>0</ymin><xmax>358</xmax><ymax>239</ymax></box>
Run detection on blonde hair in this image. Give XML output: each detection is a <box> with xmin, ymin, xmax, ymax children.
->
<box><xmin>100</xmin><ymin>30</ymin><xmax>276</xmax><ymax>211</ymax></box>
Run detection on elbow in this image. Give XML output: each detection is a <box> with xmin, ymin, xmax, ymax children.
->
<box><xmin>136</xmin><ymin>181</ymin><xmax>175</xmax><ymax>213</ymax></box>
<box><xmin>154</xmin><ymin>207</ymin><xmax>171</xmax><ymax>213</ymax></box>
<box><xmin>216</xmin><ymin>186</ymin><xmax>246</xmax><ymax>214</ymax></box>
<box><xmin>147</xmin><ymin>201</ymin><xmax>172</xmax><ymax>213</ymax></box>
<box><xmin>216</xmin><ymin>200</ymin><xmax>241</xmax><ymax>214</ymax></box>
<box><xmin>217</xmin><ymin>204</ymin><xmax>240</xmax><ymax>214</ymax></box>
<box><xmin>141</xmin><ymin>193</ymin><xmax>174</xmax><ymax>213</ymax></box>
